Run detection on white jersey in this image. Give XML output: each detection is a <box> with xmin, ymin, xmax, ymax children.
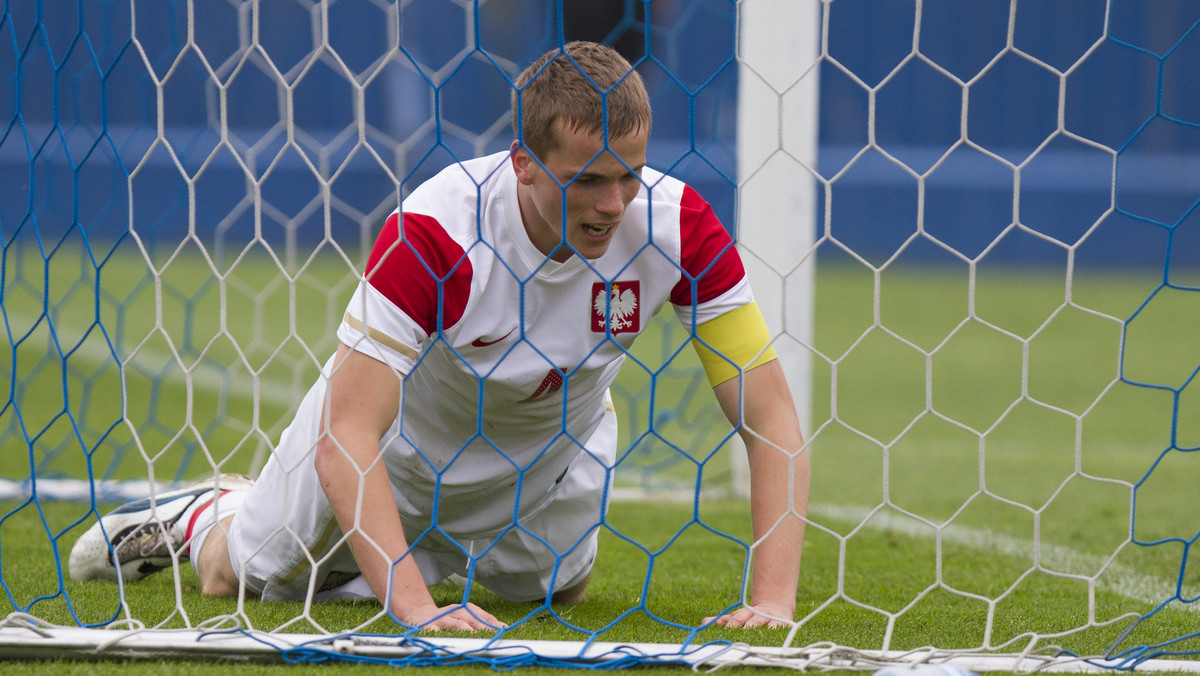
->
<box><xmin>311</xmin><ymin>151</ymin><xmax>752</xmax><ymax>538</ymax></box>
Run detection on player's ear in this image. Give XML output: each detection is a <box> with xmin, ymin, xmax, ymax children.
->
<box><xmin>510</xmin><ymin>141</ymin><xmax>537</xmax><ymax>186</ymax></box>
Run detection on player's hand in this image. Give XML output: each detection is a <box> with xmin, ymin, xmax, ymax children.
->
<box><xmin>397</xmin><ymin>601</ymin><xmax>507</xmax><ymax>632</ymax></box>
<box><xmin>703</xmin><ymin>602</ymin><xmax>794</xmax><ymax>629</ymax></box>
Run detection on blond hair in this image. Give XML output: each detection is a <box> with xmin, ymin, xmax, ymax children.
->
<box><xmin>512</xmin><ymin>41</ymin><xmax>651</xmax><ymax>159</ymax></box>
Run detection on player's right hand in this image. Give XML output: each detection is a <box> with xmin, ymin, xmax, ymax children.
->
<box><xmin>398</xmin><ymin>601</ymin><xmax>507</xmax><ymax>632</ymax></box>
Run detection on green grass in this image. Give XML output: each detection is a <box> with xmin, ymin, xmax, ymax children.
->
<box><xmin>4</xmin><ymin>238</ymin><xmax>1200</xmax><ymax>671</ymax></box>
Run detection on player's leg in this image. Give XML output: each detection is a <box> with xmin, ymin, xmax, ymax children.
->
<box><xmin>188</xmin><ymin>456</ymin><xmax>355</xmax><ymax>600</ymax></box>
<box><xmin>550</xmin><ymin>397</ymin><xmax>617</xmax><ymax>604</ymax></box>
<box><xmin>550</xmin><ymin>569</ymin><xmax>592</xmax><ymax>604</ymax></box>
<box><xmin>72</xmin><ymin>361</ymin><xmax>349</xmax><ymax>595</ymax></box>
<box><xmin>474</xmin><ymin>448</ymin><xmax>611</xmax><ymax>603</ymax></box>
<box><xmin>192</xmin><ymin>514</ymin><xmax>240</xmax><ymax>596</ymax></box>
<box><xmin>473</xmin><ymin>399</ymin><xmax>617</xmax><ymax>603</ymax></box>
<box><xmin>68</xmin><ymin>474</ymin><xmax>254</xmax><ymax>583</ymax></box>
<box><xmin>192</xmin><ymin>453</ymin><xmax>357</xmax><ymax>601</ymax></box>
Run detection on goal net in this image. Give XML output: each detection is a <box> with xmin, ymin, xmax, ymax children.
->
<box><xmin>2</xmin><ymin>0</ymin><xmax>1200</xmax><ymax>670</ymax></box>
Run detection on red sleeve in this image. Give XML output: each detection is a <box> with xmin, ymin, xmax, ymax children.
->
<box><xmin>364</xmin><ymin>212</ymin><xmax>473</xmax><ymax>336</ymax></box>
<box><xmin>669</xmin><ymin>185</ymin><xmax>746</xmax><ymax>307</ymax></box>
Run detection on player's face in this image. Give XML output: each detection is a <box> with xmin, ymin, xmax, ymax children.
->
<box><xmin>513</xmin><ymin>121</ymin><xmax>647</xmax><ymax>262</ymax></box>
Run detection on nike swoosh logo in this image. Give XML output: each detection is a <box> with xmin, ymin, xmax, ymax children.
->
<box><xmin>471</xmin><ymin>328</ymin><xmax>515</xmax><ymax>348</ymax></box>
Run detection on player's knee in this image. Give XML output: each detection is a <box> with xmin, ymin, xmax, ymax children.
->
<box><xmin>196</xmin><ymin>516</ymin><xmax>240</xmax><ymax>597</ymax></box>
<box><xmin>199</xmin><ymin>571</ymin><xmax>239</xmax><ymax>597</ymax></box>
<box><xmin>550</xmin><ymin>570</ymin><xmax>591</xmax><ymax>605</ymax></box>
<box><xmin>197</xmin><ymin>551</ymin><xmax>240</xmax><ymax>597</ymax></box>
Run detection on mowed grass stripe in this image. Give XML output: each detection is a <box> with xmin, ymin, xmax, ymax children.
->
<box><xmin>6</xmin><ymin>311</ymin><xmax>300</xmax><ymax>408</ymax></box>
<box><xmin>810</xmin><ymin>501</ymin><xmax>1190</xmax><ymax>614</ymax></box>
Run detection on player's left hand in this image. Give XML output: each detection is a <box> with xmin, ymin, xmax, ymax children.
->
<box><xmin>703</xmin><ymin>602</ymin><xmax>794</xmax><ymax>629</ymax></box>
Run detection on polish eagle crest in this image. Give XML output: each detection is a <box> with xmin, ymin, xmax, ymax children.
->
<box><xmin>592</xmin><ymin>282</ymin><xmax>640</xmax><ymax>333</ymax></box>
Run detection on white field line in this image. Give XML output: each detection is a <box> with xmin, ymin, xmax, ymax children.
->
<box><xmin>809</xmin><ymin>502</ymin><xmax>1193</xmax><ymax>614</ymax></box>
<box><xmin>7</xmin><ymin>312</ymin><xmax>300</xmax><ymax>407</ymax></box>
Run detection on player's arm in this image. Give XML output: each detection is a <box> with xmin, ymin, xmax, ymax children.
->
<box><xmin>313</xmin><ymin>343</ymin><xmax>503</xmax><ymax>631</ymax></box>
<box><xmin>692</xmin><ymin>303</ymin><xmax>810</xmax><ymax>629</ymax></box>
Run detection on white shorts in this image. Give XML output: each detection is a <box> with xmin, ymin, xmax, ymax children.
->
<box><xmin>225</xmin><ymin>403</ymin><xmax>616</xmax><ymax>604</ymax></box>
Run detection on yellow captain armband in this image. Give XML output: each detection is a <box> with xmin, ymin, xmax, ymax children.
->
<box><xmin>690</xmin><ymin>302</ymin><xmax>778</xmax><ymax>388</ymax></box>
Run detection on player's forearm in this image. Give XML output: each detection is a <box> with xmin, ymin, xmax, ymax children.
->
<box><xmin>314</xmin><ymin>345</ymin><xmax>434</xmax><ymax>618</ymax></box>
<box><xmin>314</xmin><ymin>435</ymin><xmax>436</xmax><ymax>619</ymax></box>
<box><xmin>746</xmin><ymin>436</ymin><xmax>809</xmax><ymax>612</ymax></box>
<box><xmin>722</xmin><ymin>360</ymin><xmax>809</xmax><ymax>614</ymax></box>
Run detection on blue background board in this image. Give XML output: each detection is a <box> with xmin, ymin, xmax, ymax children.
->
<box><xmin>816</xmin><ymin>0</ymin><xmax>1200</xmax><ymax>270</ymax></box>
<box><xmin>1</xmin><ymin>0</ymin><xmax>1198</xmax><ymax>269</ymax></box>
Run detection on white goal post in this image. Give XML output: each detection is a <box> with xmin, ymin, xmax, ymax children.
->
<box><xmin>732</xmin><ymin>0</ymin><xmax>820</xmax><ymax>496</ymax></box>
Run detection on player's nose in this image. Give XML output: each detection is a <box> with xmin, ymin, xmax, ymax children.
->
<box><xmin>594</xmin><ymin>182</ymin><xmax>625</xmax><ymax>218</ymax></box>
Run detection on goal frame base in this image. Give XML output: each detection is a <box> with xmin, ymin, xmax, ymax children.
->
<box><xmin>3</xmin><ymin>615</ymin><xmax>1199</xmax><ymax>672</ymax></box>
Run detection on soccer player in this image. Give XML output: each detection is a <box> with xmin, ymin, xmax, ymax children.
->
<box><xmin>70</xmin><ymin>41</ymin><xmax>810</xmax><ymax>632</ymax></box>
